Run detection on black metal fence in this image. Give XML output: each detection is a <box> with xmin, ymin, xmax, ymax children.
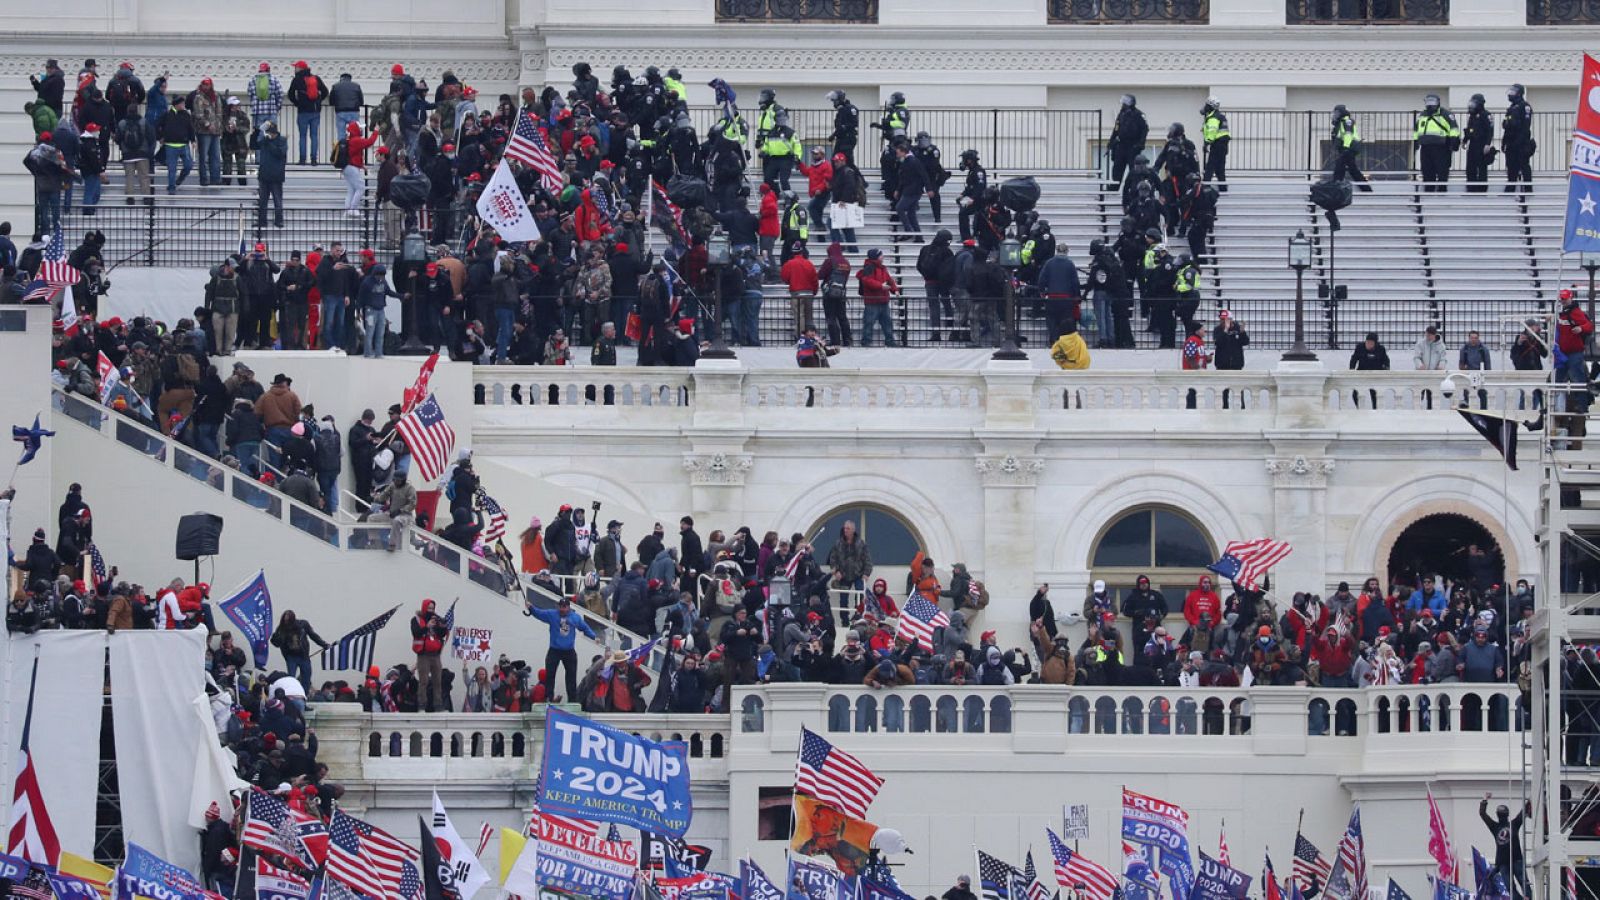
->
<box><xmin>77</xmin><ymin>203</ymin><xmax>386</xmax><ymax>270</ymax></box>
<box><xmin>1286</xmin><ymin>0</ymin><xmax>1449</xmax><ymax>22</ymax></box>
<box><xmin>714</xmin><ymin>0</ymin><xmax>878</xmax><ymax>20</ymax></box>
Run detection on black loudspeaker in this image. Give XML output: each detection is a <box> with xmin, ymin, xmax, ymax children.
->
<box><xmin>175</xmin><ymin>512</ymin><xmax>224</xmax><ymax>561</ymax></box>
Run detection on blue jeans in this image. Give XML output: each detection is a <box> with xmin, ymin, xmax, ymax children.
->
<box><xmin>861</xmin><ymin>303</ymin><xmax>895</xmax><ymax>346</ymax></box>
<box><xmin>321</xmin><ymin>295</ymin><xmax>345</xmax><ymax>349</ymax></box>
<box><xmin>363</xmin><ymin>306</ymin><xmax>387</xmax><ymax>358</ymax></box>
<box><xmin>284</xmin><ymin>654</ymin><xmax>311</xmax><ymax>688</ymax></box>
<box><xmin>265</xmin><ymin>425</ymin><xmax>296</xmax><ymax>474</ymax></box>
<box><xmin>164</xmin><ymin>145</ymin><xmax>193</xmax><ymax>192</ymax></box>
<box><xmin>233</xmin><ymin>440</ymin><xmax>260</xmax><ymax>476</ymax></box>
<box><xmin>741</xmin><ymin>289</ymin><xmax>763</xmax><ymax>346</ymax></box>
<box><xmin>81</xmin><ymin>174</ymin><xmax>101</xmax><ymax>211</ymax></box>
<box><xmin>318</xmin><ymin>471</ymin><xmax>339</xmax><ymax>513</ymax></box>
<box><xmin>63</xmin><ymin>179</ymin><xmax>74</xmax><ymax>214</ymax></box>
<box><xmin>495</xmin><ymin>307</ymin><xmax>515</xmax><ymax>361</ymax></box>
<box><xmin>1559</xmin><ymin>351</ymin><xmax>1591</xmax><ymax>415</ymax></box>
<box><xmin>34</xmin><ymin>188</ymin><xmax>60</xmax><ymax>234</ymax></box>
<box><xmin>721</xmin><ymin>294</ymin><xmax>743</xmax><ymax>346</ymax></box>
<box><xmin>196</xmin><ymin>134</ymin><xmax>221</xmax><ymax>185</ymax></box>
<box><xmin>297</xmin><ymin>111</ymin><xmax>320</xmax><ymax>163</ymax></box>
<box><xmin>194</xmin><ymin>422</ymin><xmax>220</xmax><ymax>458</ymax></box>
<box><xmin>336</xmin><ymin>111</ymin><xmax>360</xmax><ymax>134</ymax></box>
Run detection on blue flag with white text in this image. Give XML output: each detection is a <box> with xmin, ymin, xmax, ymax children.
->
<box><xmin>1564</xmin><ymin>54</ymin><xmax>1600</xmax><ymax>253</ymax></box>
<box><xmin>218</xmin><ymin>570</ymin><xmax>274</xmax><ymax>668</ymax></box>
<box><xmin>741</xmin><ymin>858</ymin><xmax>786</xmax><ymax>900</ymax></box>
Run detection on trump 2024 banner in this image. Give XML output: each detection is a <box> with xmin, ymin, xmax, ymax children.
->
<box><xmin>539</xmin><ymin>706</ymin><xmax>692</xmax><ymax>837</ymax></box>
<box><xmin>1565</xmin><ymin>53</ymin><xmax>1600</xmax><ymax>253</ymax></box>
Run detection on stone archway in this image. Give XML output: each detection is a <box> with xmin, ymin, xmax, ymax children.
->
<box><xmin>1374</xmin><ymin>501</ymin><xmax>1518</xmax><ymax>588</ymax></box>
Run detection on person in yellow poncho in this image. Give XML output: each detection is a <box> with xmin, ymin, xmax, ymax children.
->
<box><xmin>1050</xmin><ymin>322</ymin><xmax>1091</xmax><ymax>370</ymax></box>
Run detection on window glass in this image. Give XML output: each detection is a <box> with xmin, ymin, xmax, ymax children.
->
<box><xmin>1092</xmin><ymin>509</ymin><xmax>1151</xmax><ymax>567</ymax></box>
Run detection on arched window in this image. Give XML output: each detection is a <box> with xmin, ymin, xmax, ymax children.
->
<box><xmin>1089</xmin><ymin>506</ymin><xmax>1216</xmax><ymax>609</ymax></box>
<box><xmin>808</xmin><ymin>505</ymin><xmax>925</xmax><ymax>574</ymax></box>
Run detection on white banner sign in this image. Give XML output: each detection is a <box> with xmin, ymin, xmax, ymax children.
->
<box><xmin>1064</xmin><ymin>803</ymin><xmax>1090</xmax><ymax>840</ymax></box>
<box><xmin>475</xmin><ymin>160</ymin><xmax>543</xmax><ymax>242</ymax></box>
<box><xmin>451</xmin><ymin>626</ymin><xmax>493</xmax><ymax>661</ymax></box>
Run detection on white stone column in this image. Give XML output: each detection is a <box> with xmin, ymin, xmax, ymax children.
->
<box><xmin>1268</xmin><ymin>362</ymin><xmax>1334</xmax><ymax>593</ymax></box>
<box><xmin>975</xmin><ymin>445</ymin><xmax>1043</xmax><ymax>644</ymax></box>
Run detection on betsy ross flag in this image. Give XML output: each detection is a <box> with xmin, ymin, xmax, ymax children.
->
<box><xmin>1426</xmin><ymin>787</ymin><xmax>1458</xmax><ymax>885</ymax></box>
<box><xmin>6</xmin><ymin>658</ymin><xmax>60</xmax><ymax>866</ymax></box>
<box><xmin>1207</xmin><ymin>538</ymin><xmax>1293</xmax><ymax>591</ymax></box>
<box><xmin>24</xmin><ymin>227</ymin><xmax>79</xmax><ymax>305</ymax></box>
<box><xmin>320</xmin><ymin>605</ymin><xmax>400</xmax><ymax>672</ymax></box>
<box><xmin>1326</xmin><ymin>808</ymin><xmax>1368</xmax><ymax>900</ymax></box>
<box><xmin>325</xmin><ymin>809</ymin><xmax>420</xmax><ymax>900</ymax></box>
<box><xmin>1293</xmin><ymin>832</ymin><xmax>1333</xmax><ymax>890</ymax></box>
<box><xmin>794</xmin><ymin>726</ymin><xmax>884</xmax><ymax>819</ymax></box>
<box><xmin>1048</xmin><ymin>828</ymin><xmax>1117</xmax><ymax>900</ymax></box>
<box><xmin>505</xmin><ymin>111</ymin><xmax>562</xmax><ymax>193</ymax></box>
<box><xmin>897</xmin><ymin>595</ymin><xmax>950</xmax><ymax>653</ymax></box>
<box><xmin>479</xmin><ymin>491</ymin><xmax>508</xmax><ymax>544</ymax></box>
<box><xmin>395</xmin><ymin>394</ymin><xmax>456</xmax><ymax>483</ymax></box>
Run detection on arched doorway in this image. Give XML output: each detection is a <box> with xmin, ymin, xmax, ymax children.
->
<box><xmin>807</xmin><ymin>505</ymin><xmax>925</xmax><ymax>616</ymax></box>
<box><xmin>1385</xmin><ymin>512</ymin><xmax>1504</xmax><ymax>590</ymax></box>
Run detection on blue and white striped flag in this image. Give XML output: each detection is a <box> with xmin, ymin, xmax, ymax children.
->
<box><xmin>319</xmin><ymin>605</ymin><xmax>400</xmax><ymax>672</ymax></box>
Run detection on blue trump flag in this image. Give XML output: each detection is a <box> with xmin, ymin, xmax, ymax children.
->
<box><xmin>860</xmin><ymin>875</ymin><xmax>916</xmax><ymax>900</ymax></box>
<box><xmin>12</xmin><ymin>415</ymin><xmax>53</xmax><ymax>466</ymax></box>
<box><xmin>539</xmin><ymin>706</ymin><xmax>692</xmax><ymax>837</ymax></box>
<box><xmin>1472</xmin><ymin>848</ymin><xmax>1509</xmax><ymax>900</ymax></box>
<box><xmin>1193</xmin><ymin>851</ymin><xmax>1253</xmax><ymax>900</ymax></box>
<box><xmin>117</xmin><ymin>842</ymin><xmax>208</xmax><ymax>900</ymax></box>
<box><xmin>741</xmin><ymin>858</ymin><xmax>786</xmax><ymax>900</ymax></box>
<box><xmin>0</xmin><ymin>851</ymin><xmax>30</xmax><ymax>882</ymax></box>
<box><xmin>219</xmin><ymin>570</ymin><xmax>274</xmax><ymax>668</ymax></box>
<box><xmin>786</xmin><ymin>856</ymin><xmax>854</xmax><ymax>900</ymax></box>
<box><xmin>1434</xmin><ymin>877</ymin><xmax>1474</xmax><ymax>900</ymax></box>
<box><xmin>49</xmin><ymin>872</ymin><xmax>102</xmax><ymax>900</ymax></box>
<box><xmin>1565</xmin><ymin>53</ymin><xmax>1600</xmax><ymax>253</ymax></box>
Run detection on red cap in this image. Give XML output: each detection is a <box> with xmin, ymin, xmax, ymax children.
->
<box><xmin>579</xmin><ymin>135</ymin><xmax>596</xmax><ymax>147</ymax></box>
<box><xmin>1378</xmin><ymin>626</ymin><xmax>1391</xmax><ymax>637</ymax></box>
<box><xmin>559</xmin><ymin>504</ymin><xmax>572</xmax><ymax>512</ymax></box>
<box><xmin>119</xmin><ymin>61</ymin><xmax>133</xmax><ymax>70</ymax></box>
<box><xmin>254</xmin><ymin>242</ymin><xmax>266</xmax><ymax>252</ymax></box>
<box><xmin>463</xmin><ymin>86</ymin><xmax>477</xmax><ymax>97</ymax></box>
<box><xmin>376</xmin><ymin>146</ymin><xmax>389</xmax><ymax>156</ymax></box>
<box><xmin>614</xmin><ymin>242</ymin><xmax>629</xmax><ymax>253</ymax></box>
<box><xmin>72</xmin><ymin>580</ymin><xmax>86</xmax><ymax>593</ymax></box>
<box><xmin>1258</xmin><ymin>625</ymin><xmax>1272</xmax><ymax>637</ymax></box>
<box><xmin>678</xmin><ymin>318</ymin><xmax>695</xmax><ymax>332</ymax></box>
<box><xmin>599</xmin><ymin>159</ymin><xmax>615</xmax><ymax>169</ymax></box>
<box><xmin>466</xmin><ymin>172</ymin><xmax>481</xmax><ymax>182</ymax></box>
<box><xmin>346</xmin><ymin>121</ymin><xmax>361</xmax><ymax>135</ymax></box>
<box><xmin>37</xmin><ymin>133</ymin><xmax>51</xmax><ymax>143</ymax></box>
<box><xmin>962</xmin><ymin>238</ymin><xmax>976</xmax><ymax>247</ymax></box>
<box><xmin>391</xmin><ymin>64</ymin><xmax>405</xmax><ymax>76</ymax></box>
<box><xmin>360</xmin><ymin>248</ymin><xmax>375</xmax><ymax>259</ymax></box>
<box><xmin>292</xmin><ymin>60</ymin><xmax>308</xmax><ymax>69</ymax></box>
<box><xmin>84</xmin><ymin>122</ymin><xmax>100</xmax><ymax>133</ymax></box>
<box><xmin>441</xmin><ymin>143</ymin><xmax>455</xmax><ymax>152</ymax></box>
<box><xmin>425</xmin><ymin>262</ymin><xmax>439</xmax><ymax>274</ymax></box>
<box><xmin>55</xmin><ymin>360</ymin><xmax>69</xmax><ymax>369</ymax></box>
<box><xmin>1219</xmin><ymin>309</ymin><xmax>1230</xmax><ymax>319</ymax></box>
<box><xmin>981</xmin><ymin>629</ymin><xmax>997</xmax><ymax>643</ymax></box>
<box><xmin>1561</xmin><ymin>288</ymin><xmax>1575</xmax><ymax>301</ymax></box>
<box><xmin>258</xmin><ymin>62</ymin><xmax>270</xmax><ymax>72</ymax></box>
<box><xmin>648</xmin><ymin>578</ymin><xmax>662</xmax><ymax>590</ymax></box>
<box><xmin>201</xmin><ymin>77</ymin><xmax>212</xmax><ymax>86</ymax></box>
<box><xmin>105</xmin><ymin>316</ymin><xmax>123</xmax><ymax>328</ymax></box>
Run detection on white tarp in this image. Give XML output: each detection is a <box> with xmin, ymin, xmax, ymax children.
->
<box><xmin>0</xmin><ymin>631</ymin><xmax>110</xmax><ymax>862</ymax></box>
<box><xmin>109</xmin><ymin>630</ymin><xmax>209</xmax><ymax>873</ymax></box>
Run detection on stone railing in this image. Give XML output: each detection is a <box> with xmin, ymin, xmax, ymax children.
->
<box><xmin>472</xmin><ymin>364</ymin><xmax>1547</xmax><ymax>433</ymax></box>
<box><xmin>306</xmin><ymin>706</ymin><xmax>731</xmax><ymax>783</ymax></box>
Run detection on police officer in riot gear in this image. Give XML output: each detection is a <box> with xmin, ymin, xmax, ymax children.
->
<box><xmin>1107</xmin><ymin>93</ymin><xmax>1150</xmax><ymax>190</ymax></box>
<box><xmin>1413</xmin><ymin>93</ymin><xmax>1460</xmax><ymax>193</ymax></box>
<box><xmin>873</xmin><ymin>92</ymin><xmax>909</xmax><ymax>142</ymax></box>
<box><xmin>1330</xmin><ymin>105</ymin><xmax>1372</xmax><ymax>192</ymax></box>
<box><xmin>1201</xmin><ymin>97</ymin><xmax>1230</xmax><ymax>191</ymax></box>
<box><xmin>1174</xmin><ymin>253</ymin><xmax>1200</xmax><ymax>333</ymax></box>
<box><xmin>957</xmin><ymin>149</ymin><xmax>987</xmax><ymax>241</ymax></box>
<box><xmin>1142</xmin><ymin>231</ymin><xmax>1180</xmax><ymax>348</ymax></box>
<box><xmin>1503</xmin><ymin>84</ymin><xmax>1534</xmax><ymax>193</ymax></box>
<box><xmin>761</xmin><ymin>109</ymin><xmax>797</xmax><ymax>193</ymax></box>
<box><xmin>1121</xmin><ymin>154</ymin><xmax>1160</xmax><ymax>216</ymax></box>
<box><xmin>1178</xmin><ymin>172</ymin><xmax>1219</xmax><ymax>265</ymax></box>
<box><xmin>911</xmin><ymin>131</ymin><xmax>949</xmax><ymax>224</ymax></box>
<box><xmin>827</xmin><ymin>90</ymin><xmax>859</xmax><ymax>164</ymax></box>
<box><xmin>1154</xmin><ymin>122</ymin><xmax>1199</xmax><ymax>182</ymax></box>
<box><xmin>1130</xmin><ymin>180</ymin><xmax>1163</xmax><ymax>239</ymax></box>
<box><xmin>1463</xmin><ymin>93</ymin><xmax>1495</xmax><ymax>193</ymax></box>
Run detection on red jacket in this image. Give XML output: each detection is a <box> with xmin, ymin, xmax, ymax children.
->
<box><xmin>797</xmin><ymin>158</ymin><xmax>833</xmax><ymax>197</ymax></box>
<box><xmin>780</xmin><ymin>256</ymin><xmax>819</xmax><ymax>293</ymax></box>
<box><xmin>1183</xmin><ymin>579</ymin><xmax>1221</xmax><ymax>627</ymax></box>
<box><xmin>345</xmin><ymin>131</ymin><xmax>377</xmax><ymax>169</ymax></box>
<box><xmin>856</xmin><ymin>261</ymin><xmax>898</xmax><ymax>305</ymax></box>
<box><xmin>758</xmin><ymin>190</ymin><xmax>780</xmax><ymax>238</ymax></box>
<box><xmin>575</xmin><ymin>189</ymin><xmax>611</xmax><ymax>243</ymax></box>
<box><xmin>1313</xmin><ymin>632</ymin><xmax>1355</xmax><ymax>677</ymax></box>
<box><xmin>1560</xmin><ymin>304</ymin><xmax>1593</xmax><ymax>354</ymax></box>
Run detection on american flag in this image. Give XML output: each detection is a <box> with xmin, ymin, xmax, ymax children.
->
<box><xmin>1207</xmin><ymin>538</ymin><xmax>1293</xmax><ymax>591</ymax></box>
<box><xmin>1292</xmin><ymin>832</ymin><xmax>1333</xmax><ymax>890</ymax></box>
<box><xmin>504</xmin><ymin>111</ymin><xmax>562</xmax><ymax>193</ymax></box>
<box><xmin>784</xmin><ymin>548</ymin><xmax>805</xmax><ymax>581</ymax></box>
<box><xmin>1326</xmin><ymin>808</ymin><xmax>1367</xmax><ymax>900</ymax></box>
<box><xmin>325</xmin><ymin>809</ymin><xmax>420</xmax><ymax>900</ymax></box>
<box><xmin>6</xmin><ymin>659</ymin><xmax>59</xmax><ymax>867</ymax></box>
<box><xmin>257</xmin><ymin>856</ymin><xmax>311</xmax><ymax>898</ymax></box>
<box><xmin>241</xmin><ymin>787</ymin><xmax>307</xmax><ymax>865</ymax></box>
<box><xmin>87</xmin><ymin>543</ymin><xmax>108</xmax><ymax>594</ymax></box>
<box><xmin>1219</xmin><ymin>819</ymin><xmax>1231</xmax><ymax>867</ymax></box>
<box><xmin>11</xmin><ymin>865</ymin><xmax>53</xmax><ymax>900</ymax></box>
<box><xmin>480</xmin><ymin>491</ymin><xmax>508</xmax><ymax>543</ymax></box>
<box><xmin>395</xmin><ymin>394</ymin><xmax>456</xmax><ymax>483</ymax></box>
<box><xmin>320</xmin><ymin>605</ymin><xmax>400</xmax><ymax>672</ymax></box>
<box><xmin>793</xmin><ymin>726</ymin><xmax>883</xmax><ymax>820</ymax></box>
<box><xmin>978</xmin><ymin>849</ymin><xmax>1020</xmax><ymax>900</ymax></box>
<box><xmin>897</xmin><ymin>596</ymin><xmax>950</xmax><ymax>653</ymax></box>
<box><xmin>96</xmin><ymin>350</ymin><xmax>117</xmax><ymax>405</ymax></box>
<box><xmin>648</xmin><ymin>178</ymin><xmax>684</xmax><ymax>238</ymax></box>
<box><xmin>1047</xmin><ymin>828</ymin><xmax>1117</xmax><ymax>900</ymax></box>
<box><xmin>474</xmin><ymin>822</ymin><xmax>492</xmax><ymax>858</ymax></box>
<box><xmin>1265</xmin><ymin>853</ymin><xmax>1283</xmax><ymax>900</ymax></box>
<box><xmin>24</xmin><ymin>227</ymin><xmax>79</xmax><ymax>305</ymax></box>
<box><xmin>1014</xmin><ymin>851</ymin><xmax>1053</xmax><ymax>900</ymax></box>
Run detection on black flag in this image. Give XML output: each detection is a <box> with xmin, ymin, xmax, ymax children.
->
<box><xmin>418</xmin><ymin>815</ymin><xmax>459</xmax><ymax>900</ymax></box>
<box><xmin>1458</xmin><ymin>409</ymin><xmax>1518</xmax><ymax>469</ymax></box>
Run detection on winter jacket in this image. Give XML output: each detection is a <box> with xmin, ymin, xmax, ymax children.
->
<box><xmin>329</xmin><ymin>77</ymin><xmax>364</xmax><ymax>112</ymax></box>
<box><xmin>158</xmin><ymin>108</ymin><xmax>195</xmax><ymax>145</ymax></box>
<box><xmin>1559</xmin><ymin>304</ymin><xmax>1593</xmax><ymax>355</ymax></box>
<box><xmin>855</xmin><ymin>261</ymin><xmax>898</xmax><ymax>305</ymax></box>
<box><xmin>1213</xmin><ymin>323</ymin><xmax>1249</xmax><ymax>369</ymax></box>
<box><xmin>781</xmin><ymin>255</ymin><xmax>819</xmax><ymax>294</ymax></box>
<box><xmin>758</xmin><ymin>190</ymin><xmax>780</xmax><ymax>238</ymax></box>
<box><xmin>287</xmin><ymin>70</ymin><xmax>327</xmax><ymax>113</ymax></box>
<box><xmin>191</xmin><ymin>90</ymin><xmax>223</xmax><ymax>136</ymax></box>
<box><xmin>1411</xmin><ymin>336</ymin><xmax>1448</xmax><ymax>370</ymax></box>
<box><xmin>1459</xmin><ymin>342</ymin><xmax>1492</xmax><ymax>370</ymax></box>
<box><xmin>1348</xmin><ymin>342</ymin><xmax>1391</xmax><ymax>370</ymax></box>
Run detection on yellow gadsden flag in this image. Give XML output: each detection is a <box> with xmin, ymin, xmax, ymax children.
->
<box><xmin>58</xmin><ymin>852</ymin><xmax>114</xmax><ymax>900</ymax></box>
<box><xmin>790</xmin><ymin>794</ymin><xmax>879</xmax><ymax>878</ymax></box>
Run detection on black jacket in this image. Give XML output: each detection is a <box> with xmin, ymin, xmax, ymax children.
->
<box><xmin>895</xmin><ymin>153</ymin><xmax>930</xmax><ymax>196</ymax></box>
<box><xmin>1110</xmin><ymin>106</ymin><xmax>1149</xmax><ymax>156</ymax></box>
<box><xmin>287</xmin><ymin>71</ymin><xmax>328</xmax><ymax>113</ymax></box>
<box><xmin>158</xmin><ymin>109</ymin><xmax>195</xmax><ymax>144</ymax></box>
<box><xmin>329</xmin><ymin>77</ymin><xmax>364</xmax><ymax>113</ymax></box>
<box><xmin>1348</xmin><ymin>342</ymin><xmax>1391</xmax><ymax>370</ymax></box>
<box><xmin>1213</xmin><ymin>323</ymin><xmax>1249</xmax><ymax>369</ymax></box>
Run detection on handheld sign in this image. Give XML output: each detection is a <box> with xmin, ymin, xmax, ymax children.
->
<box><xmin>539</xmin><ymin>706</ymin><xmax>693</xmax><ymax>837</ymax></box>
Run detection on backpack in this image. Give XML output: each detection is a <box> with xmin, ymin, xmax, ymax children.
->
<box><xmin>330</xmin><ymin>139</ymin><xmax>349</xmax><ymax>168</ymax></box>
<box><xmin>823</xmin><ymin>264</ymin><xmax>849</xmax><ymax>301</ymax></box>
<box><xmin>253</xmin><ymin>74</ymin><xmax>271</xmax><ymax>102</ymax></box>
<box><xmin>304</xmin><ymin>76</ymin><xmax>319</xmax><ymax>103</ymax></box>
<box><xmin>107</xmin><ymin>77</ymin><xmax>131</xmax><ymax>108</ymax></box>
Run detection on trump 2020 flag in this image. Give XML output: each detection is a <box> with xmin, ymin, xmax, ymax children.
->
<box><xmin>476</xmin><ymin>160</ymin><xmax>543</xmax><ymax>242</ymax></box>
<box><xmin>11</xmin><ymin>415</ymin><xmax>53</xmax><ymax>466</ymax></box>
<box><xmin>1566</xmin><ymin>53</ymin><xmax>1600</xmax><ymax>252</ymax></box>
<box><xmin>218</xmin><ymin>570</ymin><xmax>274</xmax><ymax>668</ymax></box>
